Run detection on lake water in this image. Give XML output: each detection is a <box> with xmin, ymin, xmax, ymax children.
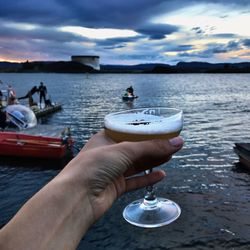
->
<box><xmin>0</xmin><ymin>73</ymin><xmax>250</xmax><ymax>249</ymax></box>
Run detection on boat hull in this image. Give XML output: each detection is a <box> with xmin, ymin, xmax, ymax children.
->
<box><xmin>122</xmin><ymin>96</ymin><xmax>138</xmax><ymax>101</ymax></box>
<box><xmin>234</xmin><ymin>143</ymin><xmax>250</xmax><ymax>170</ymax></box>
<box><xmin>32</xmin><ymin>103</ymin><xmax>62</xmax><ymax>118</ymax></box>
<box><xmin>0</xmin><ymin>131</ymin><xmax>73</xmax><ymax>159</ymax></box>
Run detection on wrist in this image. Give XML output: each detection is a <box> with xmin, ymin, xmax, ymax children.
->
<box><xmin>52</xmin><ymin>169</ymin><xmax>95</xmax><ymax>233</ymax></box>
<box><xmin>55</xmin><ymin>169</ymin><xmax>94</xmax><ymax>222</ymax></box>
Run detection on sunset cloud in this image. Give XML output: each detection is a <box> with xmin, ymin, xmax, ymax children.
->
<box><xmin>0</xmin><ymin>0</ymin><xmax>249</xmax><ymax>64</ymax></box>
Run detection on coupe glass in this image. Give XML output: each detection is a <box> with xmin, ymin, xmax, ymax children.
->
<box><xmin>104</xmin><ymin>107</ymin><xmax>183</xmax><ymax>228</ymax></box>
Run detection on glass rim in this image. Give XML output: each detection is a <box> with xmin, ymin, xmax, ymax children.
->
<box><xmin>105</xmin><ymin>107</ymin><xmax>183</xmax><ymax>117</ymax></box>
<box><xmin>104</xmin><ymin>107</ymin><xmax>183</xmax><ymax>134</ymax></box>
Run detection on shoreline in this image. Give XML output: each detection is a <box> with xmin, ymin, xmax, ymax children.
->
<box><xmin>1</xmin><ymin>61</ymin><xmax>250</xmax><ymax>74</ymax></box>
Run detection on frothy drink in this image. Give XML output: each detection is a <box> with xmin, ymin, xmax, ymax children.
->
<box><xmin>104</xmin><ymin>109</ymin><xmax>183</xmax><ymax>142</ymax></box>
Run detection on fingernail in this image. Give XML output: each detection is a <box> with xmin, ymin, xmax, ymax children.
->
<box><xmin>169</xmin><ymin>137</ymin><xmax>184</xmax><ymax>147</ymax></box>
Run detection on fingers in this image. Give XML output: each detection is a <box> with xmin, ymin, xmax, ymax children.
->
<box><xmin>124</xmin><ymin>156</ymin><xmax>172</xmax><ymax>177</ymax></box>
<box><xmin>125</xmin><ymin>170</ymin><xmax>166</xmax><ymax>193</ymax></box>
<box><xmin>77</xmin><ymin>134</ymin><xmax>183</xmax><ymax>193</ymax></box>
<box><xmin>118</xmin><ymin>137</ymin><xmax>184</xmax><ymax>175</ymax></box>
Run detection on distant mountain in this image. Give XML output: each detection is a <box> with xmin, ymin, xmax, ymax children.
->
<box><xmin>21</xmin><ymin>61</ymin><xmax>94</xmax><ymax>73</ymax></box>
<box><xmin>1</xmin><ymin>60</ymin><xmax>250</xmax><ymax>73</ymax></box>
<box><xmin>174</xmin><ymin>61</ymin><xmax>250</xmax><ymax>73</ymax></box>
<box><xmin>0</xmin><ymin>61</ymin><xmax>94</xmax><ymax>73</ymax></box>
<box><xmin>100</xmin><ymin>63</ymin><xmax>170</xmax><ymax>73</ymax></box>
<box><xmin>101</xmin><ymin>61</ymin><xmax>250</xmax><ymax>73</ymax></box>
<box><xmin>0</xmin><ymin>61</ymin><xmax>22</xmax><ymax>71</ymax></box>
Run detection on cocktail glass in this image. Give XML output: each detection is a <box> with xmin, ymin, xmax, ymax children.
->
<box><xmin>104</xmin><ymin>107</ymin><xmax>183</xmax><ymax>228</ymax></box>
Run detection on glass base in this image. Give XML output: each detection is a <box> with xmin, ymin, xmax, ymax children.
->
<box><xmin>123</xmin><ymin>197</ymin><xmax>181</xmax><ymax>228</ymax></box>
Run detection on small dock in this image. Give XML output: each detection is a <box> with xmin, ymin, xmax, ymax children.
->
<box><xmin>32</xmin><ymin>104</ymin><xmax>62</xmax><ymax>118</ymax></box>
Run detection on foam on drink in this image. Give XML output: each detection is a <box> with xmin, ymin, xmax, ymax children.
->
<box><xmin>104</xmin><ymin>110</ymin><xmax>183</xmax><ymax>142</ymax></box>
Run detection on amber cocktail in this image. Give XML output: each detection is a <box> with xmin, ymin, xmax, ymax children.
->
<box><xmin>104</xmin><ymin>107</ymin><xmax>183</xmax><ymax>228</ymax></box>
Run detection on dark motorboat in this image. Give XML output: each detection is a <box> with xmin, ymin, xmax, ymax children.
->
<box><xmin>234</xmin><ymin>143</ymin><xmax>250</xmax><ymax>170</ymax></box>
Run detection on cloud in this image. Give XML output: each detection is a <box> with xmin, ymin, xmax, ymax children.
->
<box><xmin>135</xmin><ymin>23</ymin><xmax>179</xmax><ymax>40</ymax></box>
<box><xmin>191</xmin><ymin>27</ymin><xmax>205</xmax><ymax>34</ymax></box>
<box><xmin>95</xmin><ymin>36</ymin><xmax>144</xmax><ymax>47</ymax></box>
<box><xmin>240</xmin><ymin>51</ymin><xmax>250</xmax><ymax>56</ymax></box>
<box><xmin>0</xmin><ymin>0</ymin><xmax>177</xmax><ymax>28</ymax></box>
<box><xmin>226</xmin><ymin>40</ymin><xmax>241</xmax><ymax>50</ymax></box>
<box><xmin>211</xmin><ymin>33</ymin><xmax>238</xmax><ymax>38</ymax></box>
<box><xmin>220</xmin><ymin>15</ymin><xmax>229</xmax><ymax>18</ymax></box>
<box><xmin>178</xmin><ymin>45</ymin><xmax>195</xmax><ymax>50</ymax></box>
<box><xmin>162</xmin><ymin>44</ymin><xmax>195</xmax><ymax>53</ymax></box>
<box><xmin>206</xmin><ymin>41</ymin><xmax>242</xmax><ymax>54</ymax></box>
<box><xmin>0</xmin><ymin>0</ymin><xmax>250</xmax><ymax>63</ymax></box>
<box><xmin>0</xmin><ymin>21</ymin><xmax>97</xmax><ymax>61</ymax></box>
<box><xmin>176</xmin><ymin>40</ymin><xmax>242</xmax><ymax>60</ymax></box>
<box><xmin>242</xmin><ymin>39</ymin><xmax>250</xmax><ymax>47</ymax></box>
<box><xmin>0</xmin><ymin>22</ymin><xmax>87</xmax><ymax>43</ymax></box>
<box><xmin>1</xmin><ymin>0</ymin><xmax>249</xmax><ymax>29</ymax></box>
<box><xmin>97</xmin><ymin>38</ymin><xmax>144</xmax><ymax>50</ymax></box>
<box><xmin>0</xmin><ymin>37</ymin><xmax>91</xmax><ymax>62</ymax></box>
<box><xmin>178</xmin><ymin>51</ymin><xmax>211</xmax><ymax>59</ymax></box>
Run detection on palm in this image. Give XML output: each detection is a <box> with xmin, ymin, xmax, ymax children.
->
<box><xmin>82</xmin><ymin>131</ymin><xmax>127</xmax><ymax>219</ymax></box>
<box><xmin>81</xmin><ymin>130</ymin><xmax>166</xmax><ymax>221</ymax></box>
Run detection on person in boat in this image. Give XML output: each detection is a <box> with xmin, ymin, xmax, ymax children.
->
<box><xmin>126</xmin><ymin>85</ymin><xmax>134</xmax><ymax>97</ymax></box>
<box><xmin>38</xmin><ymin>82</ymin><xmax>47</xmax><ymax>108</ymax></box>
<box><xmin>7</xmin><ymin>84</ymin><xmax>17</xmax><ymax>105</ymax></box>
<box><xmin>0</xmin><ymin>130</ymin><xmax>184</xmax><ymax>249</ymax></box>
<box><xmin>18</xmin><ymin>86</ymin><xmax>38</xmax><ymax>100</ymax></box>
<box><xmin>18</xmin><ymin>86</ymin><xmax>39</xmax><ymax>107</ymax></box>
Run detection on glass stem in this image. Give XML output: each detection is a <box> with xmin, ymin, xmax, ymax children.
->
<box><xmin>144</xmin><ymin>169</ymin><xmax>156</xmax><ymax>201</ymax></box>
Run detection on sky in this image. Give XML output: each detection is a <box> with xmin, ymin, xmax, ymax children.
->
<box><xmin>0</xmin><ymin>0</ymin><xmax>250</xmax><ymax>65</ymax></box>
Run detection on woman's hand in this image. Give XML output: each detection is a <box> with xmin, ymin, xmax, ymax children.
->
<box><xmin>64</xmin><ymin>130</ymin><xmax>184</xmax><ymax>221</ymax></box>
